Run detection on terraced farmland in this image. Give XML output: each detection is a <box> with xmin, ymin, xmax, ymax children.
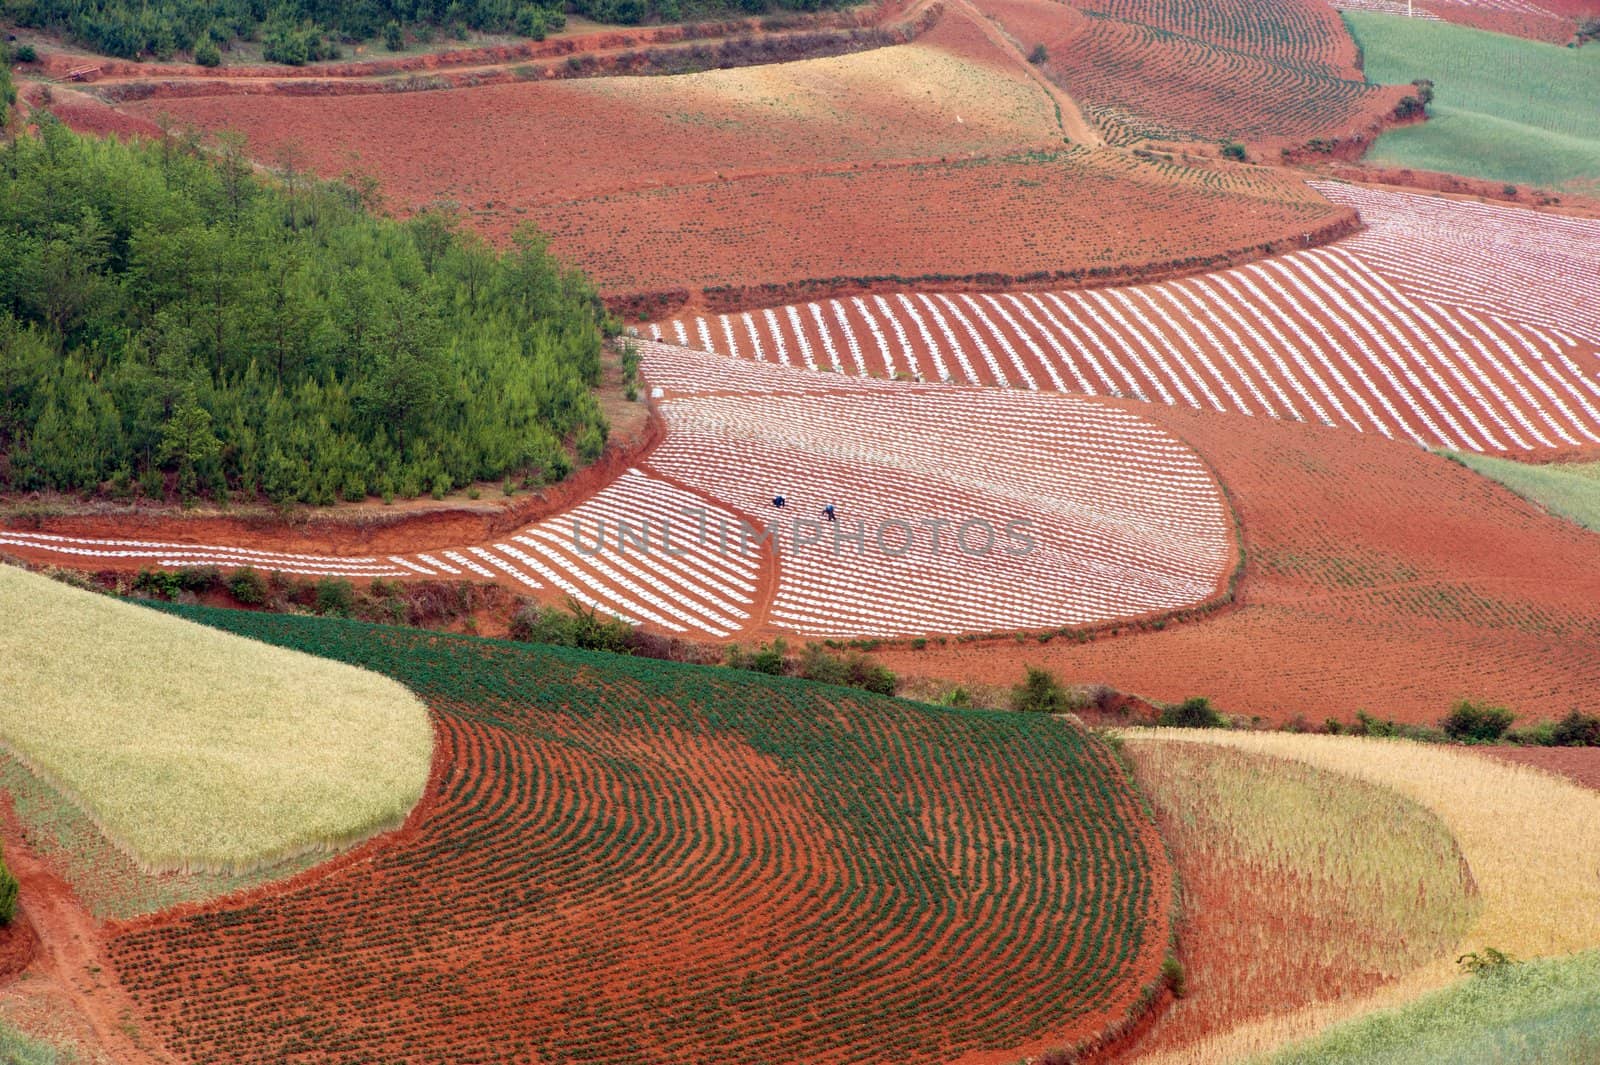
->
<box><xmin>1</xmin><ymin>346</ymin><xmax>1232</xmax><ymax>640</ymax></box>
<box><xmin>1021</xmin><ymin>0</ymin><xmax>1399</xmax><ymax>146</ymax></box>
<box><xmin>109</xmin><ymin>608</ymin><xmax>1171</xmax><ymax>1065</ymax></box>
<box><xmin>659</xmin><ymin>184</ymin><xmax>1600</xmax><ymax>453</ymax></box>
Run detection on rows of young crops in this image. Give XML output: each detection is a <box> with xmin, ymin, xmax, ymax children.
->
<box><xmin>644</xmin><ymin>350</ymin><xmax>1232</xmax><ymax>636</ymax></box>
<box><xmin>1069</xmin><ymin>0</ymin><xmax>1362</xmax><ymax>71</ymax></box>
<box><xmin>656</xmin><ymin>187</ymin><xmax>1600</xmax><ymax>454</ymax></box>
<box><xmin>1039</xmin><ymin>0</ymin><xmax>1386</xmax><ymax>145</ymax></box>
<box><xmin>110</xmin><ymin>609</ymin><xmax>1168</xmax><ymax>1065</ymax></box>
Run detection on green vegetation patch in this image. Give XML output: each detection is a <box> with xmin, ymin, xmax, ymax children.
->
<box><xmin>1445</xmin><ymin>451</ymin><xmax>1600</xmax><ymax>532</ymax></box>
<box><xmin>0</xmin><ymin>122</ymin><xmax>609</xmax><ymax>507</ymax></box>
<box><xmin>1345</xmin><ymin>12</ymin><xmax>1600</xmax><ymax>191</ymax></box>
<box><xmin>0</xmin><ymin>563</ymin><xmax>433</xmax><ymax>874</ymax></box>
<box><xmin>1256</xmin><ymin>950</ymin><xmax>1600</xmax><ymax>1065</ymax></box>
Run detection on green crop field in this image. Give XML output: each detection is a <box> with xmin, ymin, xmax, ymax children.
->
<box><xmin>1446</xmin><ymin>453</ymin><xmax>1600</xmax><ymax>532</ymax></box>
<box><xmin>1344</xmin><ymin>12</ymin><xmax>1600</xmax><ymax>192</ymax></box>
<box><xmin>1257</xmin><ymin>950</ymin><xmax>1600</xmax><ymax>1065</ymax></box>
<box><xmin>107</xmin><ymin>604</ymin><xmax>1169</xmax><ymax>1065</ymax></box>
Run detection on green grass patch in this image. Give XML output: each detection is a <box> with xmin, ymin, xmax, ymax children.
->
<box><xmin>1445</xmin><ymin>452</ymin><xmax>1600</xmax><ymax>532</ymax></box>
<box><xmin>1344</xmin><ymin>12</ymin><xmax>1600</xmax><ymax>191</ymax></box>
<box><xmin>1255</xmin><ymin>950</ymin><xmax>1600</xmax><ymax>1064</ymax></box>
<box><xmin>0</xmin><ymin>1021</ymin><xmax>62</xmax><ymax>1065</ymax></box>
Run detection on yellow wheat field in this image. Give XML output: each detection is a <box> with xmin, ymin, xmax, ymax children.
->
<box><xmin>0</xmin><ymin>564</ymin><xmax>433</xmax><ymax>874</ymax></box>
<box><xmin>1120</xmin><ymin>728</ymin><xmax>1600</xmax><ymax>1064</ymax></box>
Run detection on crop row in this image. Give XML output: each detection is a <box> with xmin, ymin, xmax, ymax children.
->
<box><xmin>646</xmin><ymin>372</ymin><xmax>1232</xmax><ymax>637</ymax></box>
<box><xmin>110</xmin><ymin>610</ymin><xmax>1167</xmax><ymax>1064</ymax></box>
<box><xmin>657</xmin><ymin>188</ymin><xmax>1600</xmax><ymax>454</ymax></box>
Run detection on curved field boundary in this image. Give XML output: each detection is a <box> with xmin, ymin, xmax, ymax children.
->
<box><xmin>655</xmin><ymin>184</ymin><xmax>1600</xmax><ymax>453</ymax></box>
<box><xmin>1118</xmin><ymin>730</ymin><xmax>1600</xmax><ymax>1064</ymax></box>
<box><xmin>1123</xmin><ymin>738</ymin><xmax>1479</xmax><ymax>1061</ymax></box>
<box><xmin>0</xmin><ymin>349</ymin><xmax>1234</xmax><ymax>641</ymax></box>
<box><xmin>108</xmin><ymin>610</ymin><xmax>1173</xmax><ymax>1065</ymax></box>
<box><xmin>642</xmin><ymin>344</ymin><xmax>1233</xmax><ymax>637</ymax></box>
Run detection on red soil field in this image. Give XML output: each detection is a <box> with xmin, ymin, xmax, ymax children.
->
<box><xmin>877</xmin><ymin>400</ymin><xmax>1600</xmax><ymax>727</ymax></box>
<box><xmin>541</xmin><ymin>152</ymin><xmax>1347</xmax><ymax>304</ymax></box>
<box><xmin>1481</xmin><ymin>746</ymin><xmax>1600</xmax><ymax>791</ymax></box>
<box><xmin>105</xmin><ymin>616</ymin><xmax>1173</xmax><ymax>1065</ymax></box>
<box><xmin>1419</xmin><ymin>0</ymin><xmax>1593</xmax><ymax>43</ymax></box>
<box><xmin>89</xmin><ymin>4</ymin><xmax>1351</xmax><ymax>308</ymax></box>
<box><xmin>116</xmin><ymin>9</ymin><xmax>1048</xmax><ymax>216</ymax></box>
<box><xmin>1006</xmin><ymin>0</ymin><xmax>1407</xmax><ymax>148</ymax></box>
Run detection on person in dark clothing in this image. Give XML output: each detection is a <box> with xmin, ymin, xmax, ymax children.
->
<box><xmin>822</xmin><ymin>503</ymin><xmax>836</xmax><ymax>522</ymax></box>
<box><xmin>773</xmin><ymin>494</ymin><xmax>786</xmax><ymax>508</ymax></box>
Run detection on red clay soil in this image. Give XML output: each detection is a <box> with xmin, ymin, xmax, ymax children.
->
<box><xmin>17</xmin><ymin>84</ymin><xmax>163</xmax><ymax>140</ymax></box>
<box><xmin>1420</xmin><ymin>0</ymin><xmax>1589</xmax><ymax>43</ymax></box>
<box><xmin>0</xmin><ymin>797</ymin><xmax>175</xmax><ymax>1065</ymax></box>
<box><xmin>878</xmin><ymin>402</ymin><xmax>1600</xmax><ymax>728</ymax></box>
<box><xmin>1479</xmin><ymin>746</ymin><xmax>1600</xmax><ymax>792</ymax></box>
<box><xmin>113</xmin><ymin>7</ymin><xmax>1040</xmax><ymax>217</ymax></box>
<box><xmin>85</xmin><ymin>2</ymin><xmax>1351</xmax><ymax>312</ymax></box>
<box><xmin>538</xmin><ymin>153</ymin><xmax>1348</xmax><ymax>309</ymax></box>
<box><xmin>99</xmin><ymin>647</ymin><xmax>1172</xmax><ymax>1065</ymax></box>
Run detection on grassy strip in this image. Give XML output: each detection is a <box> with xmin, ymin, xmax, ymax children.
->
<box><xmin>1444</xmin><ymin>452</ymin><xmax>1600</xmax><ymax>532</ymax></box>
<box><xmin>0</xmin><ymin>563</ymin><xmax>432</xmax><ymax>874</ymax></box>
<box><xmin>1255</xmin><ymin>950</ymin><xmax>1600</xmax><ymax>1065</ymax></box>
<box><xmin>1344</xmin><ymin>12</ymin><xmax>1600</xmax><ymax>191</ymax></box>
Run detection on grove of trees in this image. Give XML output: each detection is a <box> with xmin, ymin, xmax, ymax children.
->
<box><xmin>0</xmin><ymin>0</ymin><xmax>855</xmax><ymax>63</ymax></box>
<box><xmin>0</xmin><ymin>118</ymin><xmax>613</xmax><ymax>506</ymax></box>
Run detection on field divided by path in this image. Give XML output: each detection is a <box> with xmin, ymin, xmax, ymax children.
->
<box><xmin>657</xmin><ymin>184</ymin><xmax>1600</xmax><ymax>453</ymax></box>
<box><xmin>643</xmin><ymin>344</ymin><xmax>1233</xmax><ymax>637</ymax></box>
<box><xmin>1</xmin><ymin>347</ymin><xmax>1231</xmax><ymax>639</ymax></box>
<box><xmin>109</xmin><ymin>610</ymin><xmax>1171</xmax><ymax>1065</ymax></box>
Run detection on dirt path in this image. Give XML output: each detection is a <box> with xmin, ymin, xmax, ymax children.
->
<box><xmin>949</xmin><ymin>0</ymin><xmax>1102</xmax><ymax>147</ymax></box>
<box><xmin>0</xmin><ymin>833</ymin><xmax>175</xmax><ymax>1064</ymax></box>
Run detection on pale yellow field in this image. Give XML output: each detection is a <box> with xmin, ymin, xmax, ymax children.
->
<box><xmin>0</xmin><ymin>564</ymin><xmax>433</xmax><ymax>874</ymax></box>
<box><xmin>1120</xmin><ymin>729</ymin><xmax>1600</xmax><ymax>1064</ymax></box>
<box><xmin>569</xmin><ymin>19</ymin><xmax>1059</xmax><ymax>153</ymax></box>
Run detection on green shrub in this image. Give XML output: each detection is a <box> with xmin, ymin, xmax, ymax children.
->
<box><xmin>1458</xmin><ymin>946</ymin><xmax>1517</xmax><ymax>976</ymax></box>
<box><xmin>177</xmin><ymin>566</ymin><xmax>222</xmax><ymax>593</ymax></box>
<box><xmin>1158</xmin><ymin>696</ymin><xmax>1225</xmax><ymax>729</ymax></box>
<box><xmin>16</xmin><ymin>44</ymin><xmax>39</xmax><ymax>63</ymax></box>
<box><xmin>1442</xmin><ymin>699</ymin><xmax>1515</xmax><ymax>742</ymax></box>
<box><xmin>509</xmin><ymin>598</ymin><xmax>633</xmax><ymax>654</ymax></box>
<box><xmin>1011</xmin><ymin>667</ymin><xmax>1072</xmax><ymax>714</ymax></box>
<box><xmin>194</xmin><ymin>37</ymin><xmax>222</xmax><ymax>66</ymax></box>
<box><xmin>1028</xmin><ymin>43</ymin><xmax>1048</xmax><ymax>65</ymax></box>
<box><xmin>133</xmin><ymin>568</ymin><xmax>184</xmax><ymax>600</ymax></box>
<box><xmin>226</xmin><ymin>567</ymin><xmax>269</xmax><ymax>605</ymax></box>
<box><xmin>383</xmin><ymin>20</ymin><xmax>405</xmax><ymax>50</ymax></box>
<box><xmin>0</xmin><ymin>851</ymin><xmax>17</xmax><ymax>925</ymax></box>
<box><xmin>1220</xmin><ymin>141</ymin><xmax>1248</xmax><ymax>161</ymax></box>
<box><xmin>1161</xmin><ymin>955</ymin><xmax>1186</xmax><ymax>997</ymax></box>
<box><xmin>313</xmin><ymin>577</ymin><xmax>356</xmax><ymax>617</ymax></box>
<box><xmin>1552</xmin><ymin>710</ymin><xmax>1600</xmax><ymax>747</ymax></box>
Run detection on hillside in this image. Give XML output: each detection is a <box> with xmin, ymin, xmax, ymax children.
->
<box><xmin>108</xmin><ymin>606</ymin><xmax>1172</xmax><ymax>1065</ymax></box>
